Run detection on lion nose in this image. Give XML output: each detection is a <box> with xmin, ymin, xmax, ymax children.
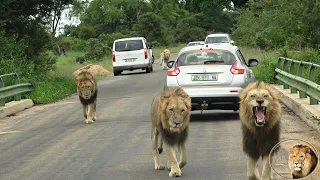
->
<box><xmin>295</xmin><ymin>162</ymin><xmax>298</xmax><ymax>165</ymax></box>
<box><xmin>173</xmin><ymin>122</ymin><xmax>180</xmax><ymax>126</ymax></box>
<box><xmin>256</xmin><ymin>100</ymin><xmax>264</xmax><ymax>105</ymax></box>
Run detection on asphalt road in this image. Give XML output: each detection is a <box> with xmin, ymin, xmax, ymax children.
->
<box><xmin>1</xmin><ymin>55</ymin><xmax>318</xmax><ymax>180</ymax></box>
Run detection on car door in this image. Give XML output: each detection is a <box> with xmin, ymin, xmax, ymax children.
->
<box><xmin>143</xmin><ymin>38</ymin><xmax>152</xmax><ymax>62</ymax></box>
<box><xmin>236</xmin><ymin>49</ymin><xmax>255</xmax><ymax>83</ymax></box>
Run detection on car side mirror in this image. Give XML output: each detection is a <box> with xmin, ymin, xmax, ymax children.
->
<box><xmin>167</xmin><ymin>61</ymin><xmax>174</xmax><ymax>68</ymax></box>
<box><xmin>248</xmin><ymin>59</ymin><xmax>259</xmax><ymax>67</ymax></box>
<box><xmin>230</xmin><ymin>40</ymin><xmax>235</xmax><ymax>45</ymax></box>
<box><xmin>149</xmin><ymin>45</ymin><xmax>153</xmax><ymax>48</ymax></box>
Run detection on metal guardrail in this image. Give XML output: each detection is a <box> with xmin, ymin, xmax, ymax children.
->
<box><xmin>275</xmin><ymin>57</ymin><xmax>320</xmax><ymax>105</ymax></box>
<box><xmin>0</xmin><ymin>73</ymin><xmax>33</xmax><ymax>107</ymax></box>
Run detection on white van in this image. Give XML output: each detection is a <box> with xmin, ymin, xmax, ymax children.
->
<box><xmin>112</xmin><ymin>37</ymin><xmax>154</xmax><ymax>76</ymax></box>
<box><xmin>204</xmin><ymin>33</ymin><xmax>235</xmax><ymax>45</ymax></box>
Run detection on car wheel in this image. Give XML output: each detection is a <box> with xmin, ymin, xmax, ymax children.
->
<box><xmin>146</xmin><ymin>66</ymin><xmax>151</xmax><ymax>73</ymax></box>
<box><xmin>150</xmin><ymin>65</ymin><xmax>153</xmax><ymax>72</ymax></box>
<box><xmin>152</xmin><ymin>56</ymin><xmax>155</xmax><ymax>64</ymax></box>
<box><xmin>114</xmin><ymin>70</ymin><xmax>120</xmax><ymax>76</ymax></box>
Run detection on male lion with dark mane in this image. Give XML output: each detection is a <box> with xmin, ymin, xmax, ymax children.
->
<box><xmin>75</xmin><ymin>70</ymin><xmax>98</xmax><ymax>124</ymax></box>
<box><xmin>288</xmin><ymin>144</ymin><xmax>318</xmax><ymax>179</ymax></box>
<box><xmin>150</xmin><ymin>87</ymin><xmax>191</xmax><ymax>177</ymax></box>
<box><xmin>239</xmin><ymin>81</ymin><xmax>281</xmax><ymax>180</ymax></box>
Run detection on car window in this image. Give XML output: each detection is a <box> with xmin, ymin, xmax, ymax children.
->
<box><xmin>177</xmin><ymin>49</ymin><xmax>236</xmax><ymax>66</ymax></box>
<box><xmin>236</xmin><ymin>50</ymin><xmax>247</xmax><ymax>66</ymax></box>
<box><xmin>115</xmin><ymin>40</ymin><xmax>144</xmax><ymax>51</ymax></box>
<box><xmin>205</xmin><ymin>36</ymin><xmax>229</xmax><ymax>44</ymax></box>
<box><xmin>187</xmin><ymin>43</ymin><xmax>199</xmax><ymax>46</ymax></box>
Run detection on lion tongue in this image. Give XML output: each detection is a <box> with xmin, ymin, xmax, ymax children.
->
<box><xmin>256</xmin><ymin>109</ymin><xmax>265</xmax><ymax>123</ymax></box>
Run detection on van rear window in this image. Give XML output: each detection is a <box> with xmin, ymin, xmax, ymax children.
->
<box><xmin>115</xmin><ymin>40</ymin><xmax>144</xmax><ymax>52</ymax></box>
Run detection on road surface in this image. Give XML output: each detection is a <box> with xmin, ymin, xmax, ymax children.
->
<box><xmin>0</xmin><ymin>55</ymin><xmax>319</xmax><ymax>180</ymax></box>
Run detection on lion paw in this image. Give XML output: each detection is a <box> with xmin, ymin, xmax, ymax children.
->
<box><xmin>92</xmin><ymin>116</ymin><xmax>97</xmax><ymax>121</ymax></box>
<box><xmin>154</xmin><ymin>164</ymin><xmax>165</xmax><ymax>170</ymax></box>
<box><xmin>85</xmin><ymin>119</ymin><xmax>94</xmax><ymax>124</ymax></box>
<box><xmin>169</xmin><ymin>167</ymin><xmax>182</xmax><ymax>177</ymax></box>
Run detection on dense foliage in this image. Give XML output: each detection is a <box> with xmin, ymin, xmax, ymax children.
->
<box><xmin>1</xmin><ymin>0</ymin><xmax>319</xmax><ymax>79</ymax></box>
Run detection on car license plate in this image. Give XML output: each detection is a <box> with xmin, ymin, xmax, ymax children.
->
<box><xmin>124</xmin><ymin>58</ymin><xmax>136</xmax><ymax>62</ymax></box>
<box><xmin>191</xmin><ymin>74</ymin><xmax>218</xmax><ymax>81</ymax></box>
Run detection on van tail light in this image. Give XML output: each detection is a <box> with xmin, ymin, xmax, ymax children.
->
<box><xmin>230</xmin><ymin>61</ymin><xmax>244</xmax><ymax>74</ymax></box>
<box><xmin>112</xmin><ymin>51</ymin><xmax>116</xmax><ymax>62</ymax></box>
<box><xmin>144</xmin><ymin>48</ymin><xmax>148</xmax><ymax>59</ymax></box>
<box><xmin>167</xmin><ymin>63</ymin><xmax>180</xmax><ymax>76</ymax></box>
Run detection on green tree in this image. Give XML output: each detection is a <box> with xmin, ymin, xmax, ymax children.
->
<box><xmin>132</xmin><ymin>12</ymin><xmax>169</xmax><ymax>45</ymax></box>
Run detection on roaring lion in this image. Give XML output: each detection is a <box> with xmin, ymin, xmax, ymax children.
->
<box><xmin>75</xmin><ymin>70</ymin><xmax>98</xmax><ymax>124</ymax></box>
<box><xmin>160</xmin><ymin>49</ymin><xmax>171</xmax><ymax>70</ymax></box>
<box><xmin>288</xmin><ymin>144</ymin><xmax>318</xmax><ymax>179</ymax></box>
<box><xmin>239</xmin><ymin>81</ymin><xmax>281</xmax><ymax>180</ymax></box>
<box><xmin>150</xmin><ymin>87</ymin><xmax>191</xmax><ymax>177</ymax></box>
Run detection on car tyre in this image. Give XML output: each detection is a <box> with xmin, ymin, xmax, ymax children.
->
<box><xmin>152</xmin><ymin>56</ymin><xmax>155</xmax><ymax>64</ymax></box>
<box><xmin>146</xmin><ymin>66</ymin><xmax>151</xmax><ymax>73</ymax></box>
<box><xmin>114</xmin><ymin>70</ymin><xmax>120</xmax><ymax>76</ymax></box>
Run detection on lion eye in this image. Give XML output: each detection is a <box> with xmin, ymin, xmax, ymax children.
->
<box><xmin>263</xmin><ymin>95</ymin><xmax>268</xmax><ymax>98</ymax></box>
<box><xmin>250</xmin><ymin>95</ymin><xmax>256</xmax><ymax>98</ymax></box>
<box><xmin>181</xmin><ymin>109</ymin><xmax>185</xmax><ymax>112</ymax></box>
<box><xmin>169</xmin><ymin>108</ymin><xmax>174</xmax><ymax>112</ymax></box>
<box><xmin>300</xmin><ymin>155</ymin><xmax>304</xmax><ymax>158</ymax></box>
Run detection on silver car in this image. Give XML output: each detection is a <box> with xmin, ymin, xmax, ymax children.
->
<box><xmin>164</xmin><ymin>44</ymin><xmax>259</xmax><ymax>111</ymax></box>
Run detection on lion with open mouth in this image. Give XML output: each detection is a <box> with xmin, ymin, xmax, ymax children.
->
<box><xmin>239</xmin><ymin>81</ymin><xmax>282</xmax><ymax>180</ymax></box>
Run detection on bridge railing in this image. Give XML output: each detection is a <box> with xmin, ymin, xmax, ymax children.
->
<box><xmin>0</xmin><ymin>73</ymin><xmax>34</xmax><ymax>107</ymax></box>
<box><xmin>275</xmin><ymin>57</ymin><xmax>320</xmax><ymax>105</ymax></box>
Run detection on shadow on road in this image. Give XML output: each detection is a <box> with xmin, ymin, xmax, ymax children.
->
<box><xmin>190</xmin><ymin>110</ymin><xmax>239</xmax><ymax>122</ymax></box>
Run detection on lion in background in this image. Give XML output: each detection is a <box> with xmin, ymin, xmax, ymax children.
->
<box><xmin>75</xmin><ymin>70</ymin><xmax>98</xmax><ymax>124</ymax></box>
<box><xmin>288</xmin><ymin>144</ymin><xmax>318</xmax><ymax>179</ymax></box>
<box><xmin>239</xmin><ymin>81</ymin><xmax>281</xmax><ymax>180</ymax></box>
<box><xmin>150</xmin><ymin>87</ymin><xmax>191</xmax><ymax>177</ymax></box>
<box><xmin>160</xmin><ymin>49</ymin><xmax>171</xmax><ymax>70</ymax></box>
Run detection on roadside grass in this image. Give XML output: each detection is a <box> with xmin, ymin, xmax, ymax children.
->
<box><xmin>26</xmin><ymin>44</ymin><xmax>186</xmax><ymax>104</ymax></box>
<box><xmin>24</xmin><ymin>75</ymin><xmax>77</xmax><ymax>104</ymax></box>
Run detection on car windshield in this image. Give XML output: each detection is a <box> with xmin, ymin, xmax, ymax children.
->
<box><xmin>205</xmin><ymin>36</ymin><xmax>229</xmax><ymax>43</ymax></box>
<box><xmin>115</xmin><ymin>40</ymin><xmax>144</xmax><ymax>51</ymax></box>
<box><xmin>177</xmin><ymin>49</ymin><xmax>236</xmax><ymax>66</ymax></box>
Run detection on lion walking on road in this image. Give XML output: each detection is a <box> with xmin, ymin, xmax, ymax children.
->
<box><xmin>160</xmin><ymin>49</ymin><xmax>171</xmax><ymax>70</ymax></box>
<box><xmin>75</xmin><ymin>70</ymin><xmax>98</xmax><ymax>124</ymax></box>
<box><xmin>239</xmin><ymin>81</ymin><xmax>281</xmax><ymax>180</ymax></box>
<box><xmin>150</xmin><ymin>87</ymin><xmax>191</xmax><ymax>177</ymax></box>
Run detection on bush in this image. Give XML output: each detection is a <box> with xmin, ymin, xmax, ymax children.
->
<box><xmin>84</xmin><ymin>38</ymin><xmax>109</xmax><ymax>62</ymax></box>
<box><xmin>252</xmin><ymin>56</ymin><xmax>278</xmax><ymax>84</ymax></box>
<box><xmin>25</xmin><ymin>76</ymin><xmax>77</xmax><ymax>104</ymax></box>
<box><xmin>60</xmin><ymin>37</ymin><xmax>88</xmax><ymax>52</ymax></box>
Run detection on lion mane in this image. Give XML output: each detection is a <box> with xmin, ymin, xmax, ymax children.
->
<box><xmin>75</xmin><ymin>70</ymin><xmax>98</xmax><ymax>124</ymax></box>
<box><xmin>289</xmin><ymin>144</ymin><xmax>318</xmax><ymax>179</ymax></box>
<box><xmin>239</xmin><ymin>81</ymin><xmax>282</xmax><ymax>179</ymax></box>
<box><xmin>150</xmin><ymin>87</ymin><xmax>191</xmax><ymax>177</ymax></box>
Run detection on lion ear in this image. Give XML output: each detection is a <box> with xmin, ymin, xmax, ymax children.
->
<box><xmin>305</xmin><ymin>147</ymin><xmax>311</xmax><ymax>154</ymax></box>
<box><xmin>290</xmin><ymin>147</ymin><xmax>294</xmax><ymax>154</ymax></box>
